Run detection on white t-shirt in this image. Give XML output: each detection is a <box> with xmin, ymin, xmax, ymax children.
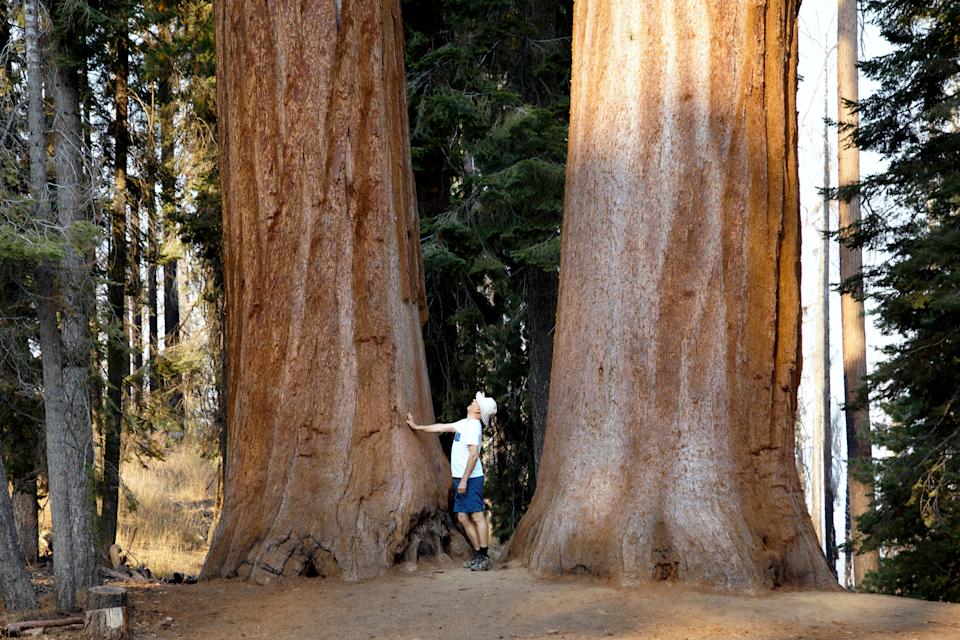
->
<box><xmin>450</xmin><ymin>418</ymin><xmax>483</xmax><ymax>479</ymax></box>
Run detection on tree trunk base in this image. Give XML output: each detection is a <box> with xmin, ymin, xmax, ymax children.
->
<box><xmin>83</xmin><ymin>608</ymin><xmax>129</xmax><ymax>640</ymax></box>
<box><xmin>231</xmin><ymin>510</ymin><xmax>461</xmax><ymax>585</ymax></box>
<box><xmin>83</xmin><ymin>586</ymin><xmax>130</xmax><ymax>640</ymax></box>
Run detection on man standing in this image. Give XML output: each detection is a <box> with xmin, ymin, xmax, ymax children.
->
<box><xmin>407</xmin><ymin>392</ymin><xmax>497</xmax><ymax>570</ymax></box>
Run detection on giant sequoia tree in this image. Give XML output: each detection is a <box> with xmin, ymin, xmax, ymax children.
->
<box><xmin>202</xmin><ymin>0</ymin><xmax>452</xmax><ymax>583</ymax></box>
<box><xmin>508</xmin><ymin>0</ymin><xmax>836</xmax><ymax>590</ymax></box>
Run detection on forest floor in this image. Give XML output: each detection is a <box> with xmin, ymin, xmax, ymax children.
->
<box><xmin>5</xmin><ymin>558</ymin><xmax>960</xmax><ymax>639</ymax></box>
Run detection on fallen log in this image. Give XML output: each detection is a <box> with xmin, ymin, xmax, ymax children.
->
<box><xmin>100</xmin><ymin>565</ymin><xmax>154</xmax><ymax>583</ymax></box>
<box><xmin>4</xmin><ymin>616</ymin><xmax>84</xmax><ymax>637</ymax></box>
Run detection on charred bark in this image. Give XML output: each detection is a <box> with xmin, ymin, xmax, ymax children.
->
<box><xmin>508</xmin><ymin>0</ymin><xmax>836</xmax><ymax>591</ymax></box>
<box><xmin>202</xmin><ymin>0</ymin><xmax>452</xmax><ymax>583</ymax></box>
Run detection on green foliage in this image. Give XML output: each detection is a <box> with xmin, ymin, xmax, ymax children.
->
<box><xmin>843</xmin><ymin>0</ymin><xmax>960</xmax><ymax>601</ymax></box>
<box><xmin>0</xmin><ymin>217</ymin><xmax>66</xmax><ymax>264</ymax></box>
<box><xmin>150</xmin><ymin>0</ymin><xmax>222</xmax><ymax>281</ymax></box>
<box><xmin>0</xmin><ymin>27</ymin><xmax>44</xmax><ymax>487</ymax></box>
<box><xmin>404</xmin><ymin>0</ymin><xmax>571</xmax><ymax>539</ymax></box>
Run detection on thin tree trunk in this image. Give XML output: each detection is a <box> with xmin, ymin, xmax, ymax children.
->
<box><xmin>12</xmin><ymin>477</ymin><xmax>39</xmax><ymax>565</ymax></box>
<box><xmin>49</xmin><ymin>19</ymin><xmax>101</xmax><ymax>601</ymax></box>
<box><xmin>130</xmin><ymin>204</ymin><xmax>143</xmax><ymax>395</ymax></box>
<box><xmin>507</xmin><ymin>0</ymin><xmax>836</xmax><ymax>590</ymax></box>
<box><xmin>0</xmin><ymin>1</ymin><xmax>10</xmax><ymax>81</ymax></box>
<box><xmin>412</xmin><ymin>153</ymin><xmax>449</xmax><ymax>219</ymax></box>
<box><xmin>130</xmin><ymin>188</ymin><xmax>143</xmax><ymax>385</ymax></box>
<box><xmin>0</xmin><ymin>458</ymin><xmax>37</xmax><ymax>611</ymax></box>
<box><xmin>525</xmin><ymin>268</ymin><xmax>557</xmax><ymax>479</ymax></box>
<box><xmin>102</xmin><ymin>27</ymin><xmax>128</xmax><ymax>553</ymax></box>
<box><xmin>145</xmin><ymin>116</ymin><xmax>159</xmax><ymax>390</ymax></box>
<box><xmin>819</xmin><ymin>45</ymin><xmax>837</xmax><ymax>573</ymax></box>
<box><xmin>837</xmin><ymin>0</ymin><xmax>878</xmax><ymax>587</ymax></box>
<box><xmin>25</xmin><ymin>0</ymin><xmax>79</xmax><ymax>612</ymax></box>
<box><xmin>24</xmin><ymin>0</ymin><xmax>46</xmax><ymax>240</ymax></box>
<box><xmin>157</xmin><ymin>44</ymin><xmax>181</xmax><ymax>414</ymax></box>
<box><xmin>202</xmin><ymin>0</ymin><xmax>451</xmax><ymax>583</ymax></box>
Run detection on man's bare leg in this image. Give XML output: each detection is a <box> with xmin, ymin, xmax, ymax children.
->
<box><xmin>457</xmin><ymin>512</ymin><xmax>480</xmax><ymax>550</ymax></box>
<box><xmin>469</xmin><ymin>512</ymin><xmax>488</xmax><ymax>550</ymax></box>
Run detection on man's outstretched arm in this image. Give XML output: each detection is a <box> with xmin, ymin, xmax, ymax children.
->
<box><xmin>406</xmin><ymin>413</ymin><xmax>457</xmax><ymax>433</ymax></box>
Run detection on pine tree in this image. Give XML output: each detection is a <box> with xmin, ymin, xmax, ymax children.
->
<box><xmin>403</xmin><ymin>0</ymin><xmax>571</xmax><ymax>538</ymax></box>
<box><xmin>844</xmin><ymin>0</ymin><xmax>960</xmax><ymax>602</ymax></box>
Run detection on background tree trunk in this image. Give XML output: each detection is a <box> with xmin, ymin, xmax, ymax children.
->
<box><xmin>202</xmin><ymin>0</ymin><xmax>452</xmax><ymax>583</ymax></box>
<box><xmin>11</xmin><ymin>478</ymin><xmax>39</xmax><ymax>565</ymax></box>
<box><xmin>146</xmin><ymin>126</ymin><xmax>159</xmax><ymax>391</ymax></box>
<box><xmin>49</xmin><ymin>16</ymin><xmax>101</xmax><ymax>604</ymax></box>
<box><xmin>25</xmin><ymin>0</ymin><xmax>79</xmax><ymax>611</ymax></box>
<box><xmin>524</xmin><ymin>268</ymin><xmax>557</xmax><ymax>477</ymax></box>
<box><xmin>158</xmin><ymin>68</ymin><xmax>182</xmax><ymax>414</ymax></box>
<box><xmin>507</xmin><ymin>0</ymin><xmax>836</xmax><ymax>590</ymax></box>
<box><xmin>102</xmin><ymin>26</ymin><xmax>129</xmax><ymax>553</ymax></box>
<box><xmin>130</xmin><ymin>185</ymin><xmax>143</xmax><ymax>390</ymax></box>
<box><xmin>0</xmin><ymin>458</ymin><xmax>37</xmax><ymax>611</ymax></box>
<box><xmin>518</xmin><ymin>0</ymin><xmax>563</xmax><ymax>482</ymax></box>
<box><xmin>837</xmin><ymin>0</ymin><xmax>879</xmax><ymax>587</ymax></box>
<box><xmin>816</xmin><ymin>46</ymin><xmax>838</xmax><ymax>572</ymax></box>
<box><xmin>157</xmin><ymin>25</ymin><xmax>182</xmax><ymax>418</ymax></box>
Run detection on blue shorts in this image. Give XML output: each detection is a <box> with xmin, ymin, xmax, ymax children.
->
<box><xmin>452</xmin><ymin>476</ymin><xmax>484</xmax><ymax>513</ymax></box>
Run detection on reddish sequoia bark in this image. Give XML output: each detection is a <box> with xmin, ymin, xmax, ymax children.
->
<box><xmin>202</xmin><ymin>0</ymin><xmax>451</xmax><ymax>583</ymax></box>
<box><xmin>507</xmin><ymin>0</ymin><xmax>837</xmax><ymax>590</ymax></box>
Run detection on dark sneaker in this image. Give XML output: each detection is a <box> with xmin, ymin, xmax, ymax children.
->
<box><xmin>463</xmin><ymin>556</ymin><xmax>479</xmax><ymax>569</ymax></box>
<box><xmin>470</xmin><ymin>556</ymin><xmax>492</xmax><ymax>571</ymax></box>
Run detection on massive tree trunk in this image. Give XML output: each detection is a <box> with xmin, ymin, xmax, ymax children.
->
<box><xmin>0</xmin><ymin>458</ymin><xmax>37</xmax><ymax>611</ymax></box>
<box><xmin>507</xmin><ymin>0</ymin><xmax>836</xmax><ymax>590</ymax></box>
<box><xmin>202</xmin><ymin>0</ymin><xmax>452</xmax><ymax>584</ymax></box>
<box><xmin>102</xmin><ymin>26</ymin><xmax>129</xmax><ymax>552</ymax></box>
<box><xmin>837</xmin><ymin>0</ymin><xmax>878</xmax><ymax>587</ymax></box>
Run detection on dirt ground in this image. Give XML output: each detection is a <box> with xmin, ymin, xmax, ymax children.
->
<box><xmin>5</xmin><ymin>559</ymin><xmax>960</xmax><ymax>639</ymax></box>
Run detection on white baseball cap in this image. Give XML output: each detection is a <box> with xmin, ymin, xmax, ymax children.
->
<box><xmin>475</xmin><ymin>391</ymin><xmax>497</xmax><ymax>426</ymax></box>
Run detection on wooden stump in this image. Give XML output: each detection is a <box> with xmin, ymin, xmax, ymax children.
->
<box><xmin>83</xmin><ymin>586</ymin><xmax>130</xmax><ymax>640</ymax></box>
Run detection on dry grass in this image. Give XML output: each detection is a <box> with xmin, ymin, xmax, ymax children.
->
<box><xmin>38</xmin><ymin>445</ymin><xmax>218</xmax><ymax>578</ymax></box>
<box><xmin>116</xmin><ymin>446</ymin><xmax>218</xmax><ymax>577</ymax></box>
